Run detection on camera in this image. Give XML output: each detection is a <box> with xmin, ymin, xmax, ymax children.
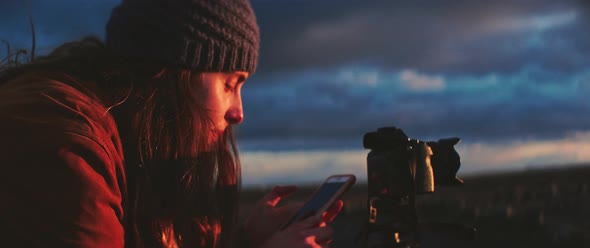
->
<box><xmin>363</xmin><ymin>126</ymin><xmax>463</xmax><ymax>198</ymax></box>
<box><xmin>360</xmin><ymin>126</ymin><xmax>470</xmax><ymax>248</ymax></box>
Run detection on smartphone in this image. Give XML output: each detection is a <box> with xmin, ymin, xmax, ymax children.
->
<box><xmin>280</xmin><ymin>174</ymin><xmax>356</xmax><ymax>230</ymax></box>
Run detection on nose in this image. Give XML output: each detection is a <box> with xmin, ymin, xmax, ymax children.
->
<box><xmin>225</xmin><ymin>98</ymin><xmax>244</xmax><ymax>125</ymax></box>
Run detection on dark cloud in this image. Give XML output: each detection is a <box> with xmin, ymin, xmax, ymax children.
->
<box><xmin>251</xmin><ymin>0</ymin><xmax>589</xmax><ymax>76</ymax></box>
<box><xmin>0</xmin><ymin>0</ymin><xmax>117</xmax><ymax>55</ymax></box>
<box><xmin>3</xmin><ymin>1</ymin><xmax>587</xmax><ymax>75</ymax></box>
<box><xmin>239</xmin><ymin>95</ymin><xmax>590</xmax><ymax>149</ymax></box>
<box><xmin>238</xmin><ymin>69</ymin><xmax>590</xmax><ymax>148</ymax></box>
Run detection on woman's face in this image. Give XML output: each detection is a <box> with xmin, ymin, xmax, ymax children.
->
<box><xmin>193</xmin><ymin>71</ymin><xmax>249</xmax><ymax>137</ymax></box>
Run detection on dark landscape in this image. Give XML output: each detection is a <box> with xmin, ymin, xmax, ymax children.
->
<box><xmin>240</xmin><ymin>164</ymin><xmax>590</xmax><ymax>248</ymax></box>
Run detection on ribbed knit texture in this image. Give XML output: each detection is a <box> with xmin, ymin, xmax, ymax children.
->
<box><xmin>105</xmin><ymin>0</ymin><xmax>260</xmax><ymax>73</ymax></box>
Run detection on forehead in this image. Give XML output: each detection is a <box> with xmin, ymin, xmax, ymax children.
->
<box><xmin>201</xmin><ymin>71</ymin><xmax>249</xmax><ymax>79</ymax></box>
<box><xmin>193</xmin><ymin>71</ymin><xmax>250</xmax><ymax>89</ymax></box>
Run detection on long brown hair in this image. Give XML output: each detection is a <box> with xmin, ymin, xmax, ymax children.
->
<box><xmin>1</xmin><ymin>37</ymin><xmax>242</xmax><ymax>248</ymax></box>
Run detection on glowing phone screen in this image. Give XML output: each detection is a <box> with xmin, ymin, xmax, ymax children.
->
<box><xmin>290</xmin><ymin>177</ymin><xmax>350</xmax><ymax>221</ymax></box>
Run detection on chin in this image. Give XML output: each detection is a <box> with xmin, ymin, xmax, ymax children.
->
<box><xmin>207</xmin><ymin>129</ymin><xmax>225</xmax><ymax>143</ymax></box>
<box><xmin>217</xmin><ymin>128</ymin><xmax>227</xmax><ymax>136</ymax></box>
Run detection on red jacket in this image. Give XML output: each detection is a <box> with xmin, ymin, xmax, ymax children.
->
<box><xmin>0</xmin><ymin>72</ymin><xmax>127</xmax><ymax>247</ymax></box>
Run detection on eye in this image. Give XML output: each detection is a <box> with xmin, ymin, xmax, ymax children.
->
<box><xmin>224</xmin><ymin>81</ymin><xmax>237</xmax><ymax>92</ymax></box>
<box><xmin>224</xmin><ymin>74</ymin><xmax>246</xmax><ymax>92</ymax></box>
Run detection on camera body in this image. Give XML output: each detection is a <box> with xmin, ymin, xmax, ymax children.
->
<box><xmin>364</xmin><ymin>127</ymin><xmax>462</xmax><ymax>198</ymax></box>
<box><xmin>362</xmin><ymin>126</ymin><xmax>463</xmax><ymax>247</ymax></box>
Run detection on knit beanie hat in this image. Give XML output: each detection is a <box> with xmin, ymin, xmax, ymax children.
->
<box><xmin>105</xmin><ymin>0</ymin><xmax>260</xmax><ymax>73</ymax></box>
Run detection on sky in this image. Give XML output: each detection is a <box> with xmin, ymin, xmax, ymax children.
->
<box><xmin>2</xmin><ymin>0</ymin><xmax>589</xmax><ymax>188</ymax></box>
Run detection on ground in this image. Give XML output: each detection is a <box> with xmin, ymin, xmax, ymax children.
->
<box><xmin>240</xmin><ymin>165</ymin><xmax>590</xmax><ymax>248</ymax></box>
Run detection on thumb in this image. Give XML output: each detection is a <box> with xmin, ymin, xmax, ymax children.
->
<box><xmin>322</xmin><ymin>200</ymin><xmax>344</xmax><ymax>223</ymax></box>
<box><xmin>262</xmin><ymin>185</ymin><xmax>298</xmax><ymax>207</ymax></box>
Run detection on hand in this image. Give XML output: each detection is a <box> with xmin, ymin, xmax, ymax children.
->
<box><xmin>243</xmin><ymin>185</ymin><xmax>345</xmax><ymax>247</ymax></box>
<box><xmin>259</xmin><ymin>215</ymin><xmax>334</xmax><ymax>248</ymax></box>
<box><xmin>243</xmin><ymin>185</ymin><xmax>301</xmax><ymax>247</ymax></box>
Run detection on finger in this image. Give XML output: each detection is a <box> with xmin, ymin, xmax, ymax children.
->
<box><xmin>302</xmin><ymin>226</ymin><xmax>334</xmax><ymax>243</ymax></box>
<box><xmin>262</xmin><ymin>185</ymin><xmax>298</xmax><ymax>207</ymax></box>
<box><xmin>322</xmin><ymin>200</ymin><xmax>344</xmax><ymax>223</ymax></box>
<box><xmin>317</xmin><ymin>237</ymin><xmax>333</xmax><ymax>246</ymax></box>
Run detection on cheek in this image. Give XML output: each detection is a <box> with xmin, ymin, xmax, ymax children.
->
<box><xmin>194</xmin><ymin>86</ymin><xmax>223</xmax><ymax>111</ymax></box>
<box><xmin>205</xmin><ymin>94</ymin><xmax>231</xmax><ymax>125</ymax></box>
<box><xmin>211</xmin><ymin>93</ymin><xmax>229</xmax><ymax>114</ymax></box>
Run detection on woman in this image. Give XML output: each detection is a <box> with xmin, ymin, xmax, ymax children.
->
<box><xmin>0</xmin><ymin>0</ymin><xmax>342</xmax><ymax>247</ymax></box>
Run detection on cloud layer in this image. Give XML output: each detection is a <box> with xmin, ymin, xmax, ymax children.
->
<box><xmin>251</xmin><ymin>0</ymin><xmax>590</xmax><ymax>75</ymax></box>
<box><xmin>239</xmin><ymin>66</ymin><xmax>590</xmax><ymax>146</ymax></box>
